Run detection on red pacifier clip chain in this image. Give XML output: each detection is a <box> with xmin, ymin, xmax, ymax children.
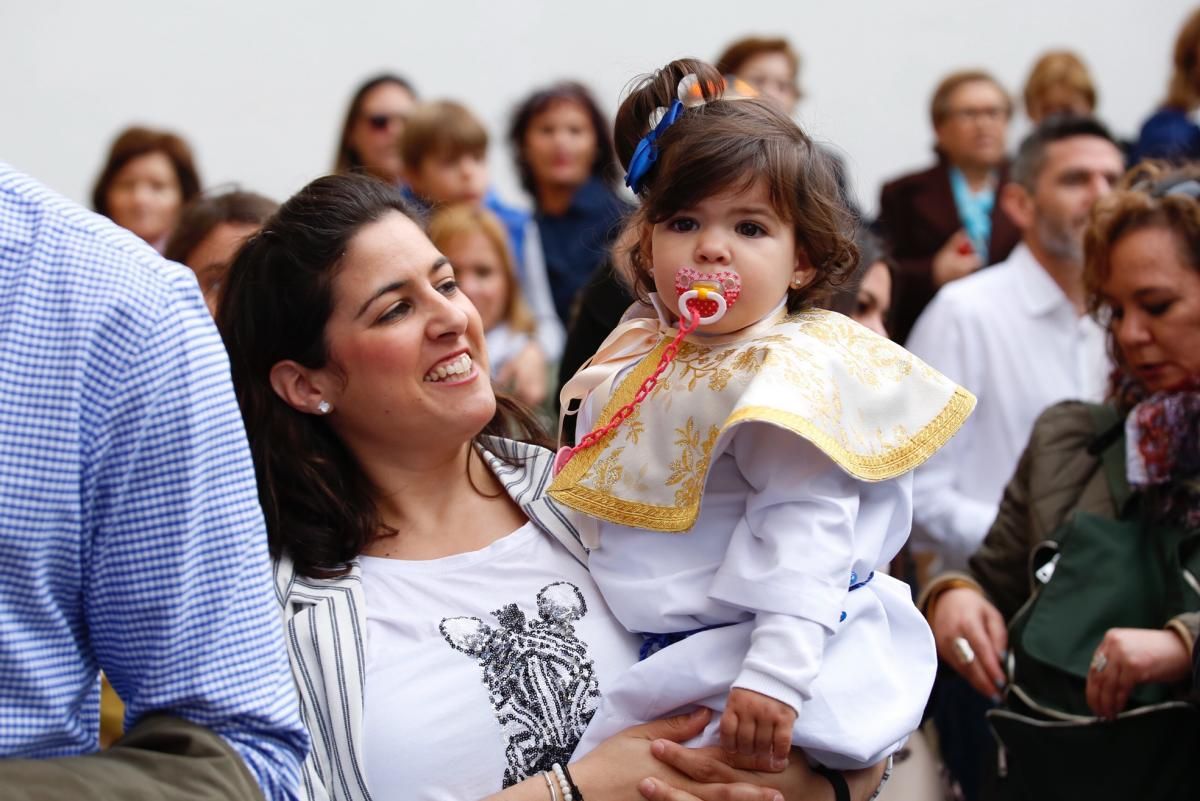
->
<box><xmin>553</xmin><ymin>306</ymin><xmax>701</xmax><ymax>475</ymax></box>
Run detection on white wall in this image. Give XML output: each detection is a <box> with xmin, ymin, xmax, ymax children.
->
<box><xmin>1</xmin><ymin>0</ymin><xmax>1193</xmax><ymax>217</ymax></box>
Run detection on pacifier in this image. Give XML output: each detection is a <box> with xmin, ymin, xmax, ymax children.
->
<box><xmin>674</xmin><ymin>268</ymin><xmax>741</xmax><ymax>326</ymax></box>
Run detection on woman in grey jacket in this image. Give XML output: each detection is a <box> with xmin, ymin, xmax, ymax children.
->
<box><xmin>924</xmin><ymin>163</ymin><xmax>1200</xmax><ymax>799</ymax></box>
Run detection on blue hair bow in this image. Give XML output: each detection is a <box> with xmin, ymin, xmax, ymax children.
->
<box><xmin>624</xmin><ymin>98</ymin><xmax>684</xmax><ymax>194</ymax></box>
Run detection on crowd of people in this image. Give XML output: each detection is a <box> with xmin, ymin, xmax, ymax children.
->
<box><xmin>4</xmin><ymin>9</ymin><xmax>1200</xmax><ymax>801</ymax></box>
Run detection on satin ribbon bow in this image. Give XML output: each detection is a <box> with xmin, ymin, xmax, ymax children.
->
<box><xmin>624</xmin><ymin>98</ymin><xmax>684</xmax><ymax>194</ymax></box>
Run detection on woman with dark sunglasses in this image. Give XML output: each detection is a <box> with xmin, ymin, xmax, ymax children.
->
<box><xmin>333</xmin><ymin>73</ymin><xmax>418</xmax><ymax>186</ymax></box>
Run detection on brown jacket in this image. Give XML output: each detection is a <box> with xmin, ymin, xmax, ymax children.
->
<box><xmin>0</xmin><ymin>715</ymin><xmax>263</xmax><ymax>801</ymax></box>
<box><xmin>877</xmin><ymin>159</ymin><xmax>1021</xmax><ymax>344</ymax></box>
<box><xmin>925</xmin><ymin>400</ymin><xmax>1199</xmax><ymax>650</ymax></box>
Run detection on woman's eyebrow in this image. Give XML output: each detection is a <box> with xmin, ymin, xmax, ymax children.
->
<box><xmin>355</xmin><ymin>257</ymin><xmax>449</xmax><ymax>319</ymax></box>
<box><xmin>1132</xmin><ymin>286</ymin><xmax>1176</xmax><ymax>301</ymax></box>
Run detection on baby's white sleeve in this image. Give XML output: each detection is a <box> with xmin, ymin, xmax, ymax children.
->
<box><xmin>711</xmin><ymin>422</ymin><xmax>860</xmax><ymax>713</ymax></box>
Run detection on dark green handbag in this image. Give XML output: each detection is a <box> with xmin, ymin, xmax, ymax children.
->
<box><xmin>985</xmin><ymin>404</ymin><xmax>1200</xmax><ymax>801</ymax></box>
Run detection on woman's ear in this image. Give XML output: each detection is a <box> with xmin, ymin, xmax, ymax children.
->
<box><xmin>269</xmin><ymin>360</ymin><xmax>333</xmax><ymax>415</ymax></box>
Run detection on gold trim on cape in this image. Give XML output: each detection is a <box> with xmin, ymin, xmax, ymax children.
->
<box><xmin>549</xmin><ymin>309</ymin><xmax>975</xmax><ymax>533</ymax></box>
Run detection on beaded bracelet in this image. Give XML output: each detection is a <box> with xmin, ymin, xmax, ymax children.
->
<box><xmin>550</xmin><ymin>763</ymin><xmax>574</xmax><ymax>801</ymax></box>
<box><xmin>561</xmin><ymin>763</ymin><xmax>585</xmax><ymax>801</ymax></box>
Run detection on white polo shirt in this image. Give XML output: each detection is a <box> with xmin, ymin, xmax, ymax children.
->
<box><xmin>906</xmin><ymin>244</ymin><xmax>1109</xmax><ymax>570</ymax></box>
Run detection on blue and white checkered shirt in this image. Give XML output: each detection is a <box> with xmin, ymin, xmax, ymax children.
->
<box><xmin>0</xmin><ymin>165</ymin><xmax>308</xmax><ymax>800</ymax></box>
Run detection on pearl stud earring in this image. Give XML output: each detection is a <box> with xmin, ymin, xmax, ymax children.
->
<box><xmin>316</xmin><ymin>400</ymin><xmax>331</xmax><ymax>415</ymax></box>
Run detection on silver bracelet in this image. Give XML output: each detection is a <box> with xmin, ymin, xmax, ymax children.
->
<box><xmin>542</xmin><ymin>770</ymin><xmax>560</xmax><ymax>801</ymax></box>
<box><xmin>551</xmin><ymin>763</ymin><xmax>574</xmax><ymax>801</ymax></box>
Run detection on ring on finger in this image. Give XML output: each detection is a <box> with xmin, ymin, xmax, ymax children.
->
<box><xmin>952</xmin><ymin>636</ymin><xmax>976</xmax><ymax>666</ymax></box>
<box><xmin>1090</xmin><ymin>651</ymin><xmax>1108</xmax><ymax>674</ymax></box>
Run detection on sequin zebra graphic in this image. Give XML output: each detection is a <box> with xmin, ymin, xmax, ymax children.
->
<box><xmin>440</xmin><ymin>581</ymin><xmax>600</xmax><ymax>787</ymax></box>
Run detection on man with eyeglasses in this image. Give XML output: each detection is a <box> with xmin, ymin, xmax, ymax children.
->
<box><xmin>879</xmin><ymin>69</ymin><xmax>1021</xmax><ymax>343</ymax></box>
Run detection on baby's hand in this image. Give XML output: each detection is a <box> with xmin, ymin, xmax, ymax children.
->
<box><xmin>719</xmin><ymin>687</ymin><xmax>797</xmax><ymax>771</ymax></box>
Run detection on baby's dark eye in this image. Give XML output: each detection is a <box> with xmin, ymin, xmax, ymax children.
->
<box><xmin>668</xmin><ymin>218</ymin><xmax>698</xmax><ymax>233</ymax></box>
<box><xmin>736</xmin><ymin>222</ymin><xmax>765</xmax><ymax>237</ymax></box>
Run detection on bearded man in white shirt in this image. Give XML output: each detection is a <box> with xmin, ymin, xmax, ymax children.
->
<box><xmin>906</xmin><ymin>115</ymin><xmax>1126</xmax><ymax>573</ymax></box>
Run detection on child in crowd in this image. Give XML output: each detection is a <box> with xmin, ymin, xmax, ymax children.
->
<box><xmin>551</xmin><ymin>58</ymin><xmax>974</xmax><ymax>774</ymax></box>
<box><xmin>428</xmin><ymin>204</ymin><xmax>547</xmax><ymax>407</ymax></box>
<box><xmin>400</xmin><ymin>100</ymin><xmax>562</xmax><ymax>367</ymax></box>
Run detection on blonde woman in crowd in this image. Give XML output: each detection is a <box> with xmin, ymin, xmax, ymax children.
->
<box><xmin>1022</xmin><ymin>50</ymin><xmax>1097</xmax><ymax>124</ymax></box>
<box><xmin>429</xmin><ymin>203</ymin><xmax>549</xmax><ymax>407</ymax></box>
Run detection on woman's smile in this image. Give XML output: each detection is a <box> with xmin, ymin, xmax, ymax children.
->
<box><xmin>423</xmin><ymin>351</ymin><xmax>478</xmax><ymax>384</ymax></box>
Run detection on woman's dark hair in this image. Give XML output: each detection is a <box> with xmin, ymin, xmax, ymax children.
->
<box><xmin>508</xmin><ymin>81</ymin><xmax>621</xmax><ymax>198</ymax></box>
<box><xmin>1165</xmin><ymin>7</ymin><xmax>1200</xmax><ymax>110</ymax></box>
<box><xmin>217</xmin><ymin>173</ymin><xmax>547</xmax><ymax>579</ymax></box>
<box><xmin>164</xmin><ymin>188</ymin><xmax>278</xmax><ymax>265</ymax></box>
<box><xmin>614</xmin><ymin>58</ymin><xmax>857</xmax><ymax>312</ymax></box>
<box><xmin>827</xmin><ymin>230</ymin><xmax>894</xmax><ymax>318</ymax></box>
<box><xmin>91</xmin><ymin>126</ymin><xmax>202</xmax><ymax>216</ymax></box>
<box><xmin>333</xmin><ymin>73</ymin><xmax>418</xmax><ymax>174</ymax></box>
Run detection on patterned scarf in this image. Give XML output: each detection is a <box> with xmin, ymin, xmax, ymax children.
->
<box><xmin>1123</xmin><ymin>374</ymin><xmax>1200</xmax><ymax>529</ymax></box>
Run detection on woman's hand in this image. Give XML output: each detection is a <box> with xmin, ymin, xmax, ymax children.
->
<box><xmin>643</xmin><ymin>739</ymin><xmax>889</xmax><ymax>801</ymax></box>
<box><xmin>568</xmin><ymin>709</ymin><xmax>715</xmax><ymax>801</ymax></box>
<box><xmin>1086</xmin><ymin>627</ymin><xmax>1192</xmax><ymax>719</ymax></box>
<box><xmin>571</xmin><ymin>709</ymin><xmax>806</xmax><ymax>801</ymax></box>
<box><xmin>496</xmin><ymin>341</ymin><xmax>548</xmax><ymax>407</ymax></box>
<box><xmin>929</xmin><ymin>587</ymin><xmax>1007</xmax><ymax>699</ymax></box>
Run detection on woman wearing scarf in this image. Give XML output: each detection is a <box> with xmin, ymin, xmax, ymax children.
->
<box><xmin>922</xmin><ymin>163</ymin><xmax>1200</xmax><ymax>801</ymax></box>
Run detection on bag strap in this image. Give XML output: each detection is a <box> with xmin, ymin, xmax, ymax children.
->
<box><xmin>1086</xmin><ymin>404</ymin><xmax>1133</xmax><ymax>513</ymax></box>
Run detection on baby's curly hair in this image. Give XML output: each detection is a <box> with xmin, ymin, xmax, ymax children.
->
<box><xmin>613</xmin><ymin>57</ymin><xmax>857</xmax><ymax>312</ymax></box>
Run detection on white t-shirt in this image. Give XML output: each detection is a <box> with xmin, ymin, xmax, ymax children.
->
<box><xmin>360</xmin><ymin>521</ymin><xmax>641</xmax><ymax>801</ymax></box>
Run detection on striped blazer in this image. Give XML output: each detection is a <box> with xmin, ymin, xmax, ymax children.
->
<box><xmin>273</xmin><ymin>437</ymin><xmax>588</xmax><ymax>801</ymax></box>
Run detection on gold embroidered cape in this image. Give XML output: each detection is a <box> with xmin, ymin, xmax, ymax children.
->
<box><xmin>549</xmin><ymin>307</ymin><xmax>975</xmax><ymax>533</ymax></box>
